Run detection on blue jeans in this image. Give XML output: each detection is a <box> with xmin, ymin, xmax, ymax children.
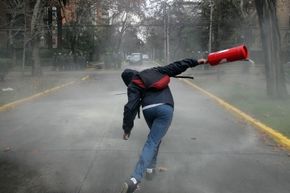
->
<box><xmin>132</xmin><ymin>104</ymin><xmax>173</xmax><ymax>182</ymax></box>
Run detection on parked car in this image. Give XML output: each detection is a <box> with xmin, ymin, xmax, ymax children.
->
<box><xmin>126</xmin><ymin>55</ymin><xmax>132</xmax><ymax>61</ymax></box>
<box><xmin>128</xmin><ymin>53</ymin><xmax>143</xmax><ymax>65</ymax></box>
<box><xmin>142</xmin><ymin>54</ymin><xmax>149</xmax><ymax>60</ymax></box>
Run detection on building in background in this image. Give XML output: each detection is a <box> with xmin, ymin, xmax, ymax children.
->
<box><xmin>62</xmin><ymin>0</ymin><xmax>77</xmax><ymax>24</ymax></box>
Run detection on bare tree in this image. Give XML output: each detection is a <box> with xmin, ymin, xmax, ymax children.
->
<box><xmin>255</xmin><ymin>0</ymin><xmax>288</xmax><ymax>98</ymax></box>
<box><xmin>30</xmin><ymin>0</ymin><xmax>45</xmax><ymax>76</ymax></box>
<box><xmin>107</xmin><ymin>0</ymin><xmax>145</xmax><ymax>54</ymax></box>
<box><xmin>29</xmin><ymin>0</ymin><xmax>66</xmax><ymax>76</ymax></box>
<box><xmin>0</xmin><ymin>0</ymin><xmax>45</xmax><ymax>76</ymax></box>
<box><xmin>0</xmin><ymin>0</ymin><xmax>24</xmax><ymax>67</ymax></box>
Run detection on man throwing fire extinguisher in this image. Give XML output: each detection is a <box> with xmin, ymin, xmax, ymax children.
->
<box><xmin>120</xmin><ymin>57</ymin><xmax>207</xmax><ymax>193</ymax></box>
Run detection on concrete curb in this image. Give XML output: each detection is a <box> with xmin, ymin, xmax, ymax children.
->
<box><xmin>0</xmin><ymin>75</ymin><xmax>89</xmax><ymax>112</ymax></box>
<box><xmin>181</xmin><ymin>79</ymin><xmax>290</xmax><ymax>151</ymax></box>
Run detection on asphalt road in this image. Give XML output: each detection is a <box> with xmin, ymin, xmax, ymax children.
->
<box><xmin>0</xmin><ymin>66</ymin><xmax>290</xmax><ymax>193</ymax></box>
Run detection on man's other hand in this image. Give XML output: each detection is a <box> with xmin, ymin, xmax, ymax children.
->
<box><xmin>198</xmin><ymin>58</ymin><xmax>207</xmax><ymax>64</ymax></box>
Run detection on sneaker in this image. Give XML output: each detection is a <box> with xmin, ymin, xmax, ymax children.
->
<box><xmin>120</xmin><ymin>179</ymin><xmax>139</xmax><ymax>193</ymax></box>
<box><xmin>145</xmin><ymin>168</ymin><xmax>156</xmax><ymax>181</ymax></box>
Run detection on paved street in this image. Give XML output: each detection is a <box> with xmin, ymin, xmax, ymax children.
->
<box><xmin>0</xmin><ymin>67</ymin><xmax>290</xmax><ymax>193</ymax></box>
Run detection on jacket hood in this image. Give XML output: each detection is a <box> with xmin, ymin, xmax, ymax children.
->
<box><xmin>121</xmin><ymin>69</ymin><xmax>138</xmax><ymax>86</ymax></box>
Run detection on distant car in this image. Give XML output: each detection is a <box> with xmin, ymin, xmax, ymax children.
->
<box><xmin>142</xmin><ymin>54</ymin><xmax>149</xmax><ymax>60</ymax></box>
<box><xmin>128</xmin><ymin>53</ymin><xmax>143</xmax><ymax>65</ymax></box>
<box><xmin>126</xmin><ymin>55</ymin><xmax>132</xmax><ymax>61</ymax></box>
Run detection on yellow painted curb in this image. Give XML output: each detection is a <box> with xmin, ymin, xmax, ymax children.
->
<box><xmin>0</xmin><ymin>75</ymin><xmax>89</xmax><ymax>112</ymax></box>
<box><xmin>181</xmin><ymin>79</ymin><xmax>290</xmax><ymax>151</ymax></box>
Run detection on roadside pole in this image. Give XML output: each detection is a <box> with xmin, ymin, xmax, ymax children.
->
<box><xmin>163</xmin><ymin>2</ymin><xmax>170</xmax><ymax>64</ymax></box>
<box><xmin>22</xmin><ymin>0</ymin><xmax>27</xmax><ymax>76</ymax></box>
<box><xmin>208</xmin><ymin>0</ymin><xmax>213</xmax><ymax>54</ymax></box>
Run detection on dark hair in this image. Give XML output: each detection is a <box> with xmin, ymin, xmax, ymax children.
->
<box><xmin>121</xmin><ymin>69</ymin><xmax>138</xmax><ymax>86</ymax></box>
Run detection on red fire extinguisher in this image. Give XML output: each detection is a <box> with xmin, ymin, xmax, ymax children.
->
<box><xmin>207</xmin><ymin>45</ymin><xmax>249</xmax><ymax>66</ymax></box>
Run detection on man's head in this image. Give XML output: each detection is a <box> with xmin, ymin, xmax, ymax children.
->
<box><xmin>121</xmin><ymin>69</ymin><xmax>138</xmax><ymax>86</ymax></box>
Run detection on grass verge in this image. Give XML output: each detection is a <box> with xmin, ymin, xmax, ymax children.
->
<box><xmin>194</xmin><ymin>77</ymin><xmax>290</xmax><ymax>138</ymax></box>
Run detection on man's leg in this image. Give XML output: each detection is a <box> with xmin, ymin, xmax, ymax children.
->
<box><xmin>148</xmin><ymin>141</ymin><xmax>161</xmax><ymax>169</ymax></box>
<box><xmin>143</xmin><ymin>110</ymin><xmax>161</xmax><ymax>170</ymax></box>
<box><xmin>131</xmin><ymin>104</ymin><xmax>173</xmax><ymax>182</ymax></box>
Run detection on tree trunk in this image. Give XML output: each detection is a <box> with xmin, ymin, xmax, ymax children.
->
<box><xmin>31</xmin><ymin>38</ymin><xmax>42</xmax><ymax>76</ymax></box>
<box><xmin>116</xmin><ymin>13</ymin><xmax>128</xmax><ymax>53</ymax></box>
<box><xmin>57</xmin><ymin>6</ymin><xmax>62</xmax><ymax>49</ymax></box>
<box><xmin>47</xmin><ymin>7</ymin><xmax>53</xmax><ymax>48</ymax></box>
<box><xmin>255</xmin><ymin>0</ymin><xmax>288</xmax><ymax>98</ymax></box>
<box><xmin>8</xmin><ymin>8</ymin><xmax>17</xmax><ymax>67</ymax></box>
<box><xmin>30</xmin><ymin>0</ymin><xmax>43</xmax><ymax>76</ymax></box>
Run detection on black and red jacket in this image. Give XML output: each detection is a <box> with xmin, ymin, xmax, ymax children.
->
<box><xmin>121</xmin><ymin>58</ymin><xmax>200</xmax><ymax>134</ymax></box>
